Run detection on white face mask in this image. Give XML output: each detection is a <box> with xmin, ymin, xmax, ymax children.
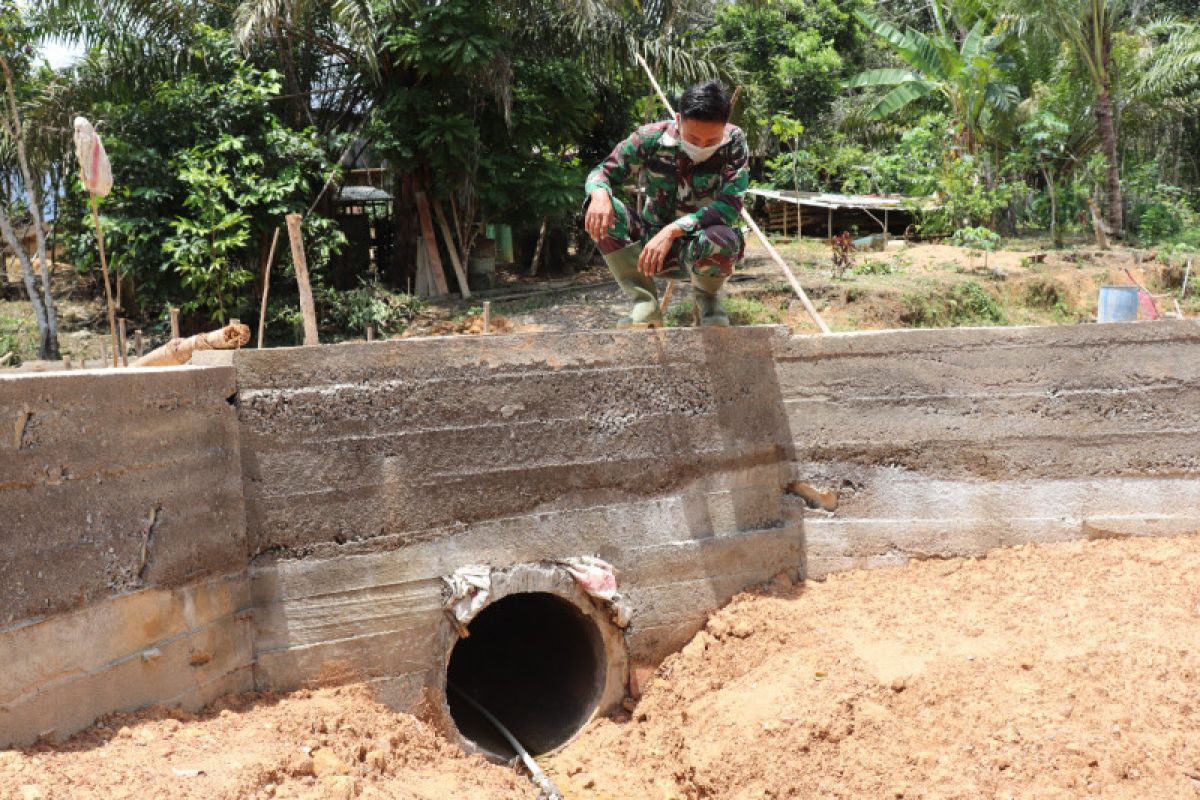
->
<box><xmin>680</xmin><ymin>138</ymin><xmax>723</xmax><ymax>164</ymax></box>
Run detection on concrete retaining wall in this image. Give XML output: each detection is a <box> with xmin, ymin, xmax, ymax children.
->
<box><xmin>0</xmin><ymin>366</ymin><xmax>252</xmax><ymax>746</ymax></box>
<box><xmin>218</xmin><ymin>329</ymin><xmax>799</xmax><ymax>703</ymax></box>
<box><xmin>5</xmin><ymin>321</ymin><xmax>1200</xmax><ymax>748</ymax></box>
<box><xmin>776</xmin><ymin>321</ymin><xmax>1200</xmax><ymax>576</ymax></box>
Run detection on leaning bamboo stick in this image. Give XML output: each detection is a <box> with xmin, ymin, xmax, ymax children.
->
<box><xmin>134</xmin><ymin>322</ymin><xmax>251</xmax><ymax>367</ymax></box>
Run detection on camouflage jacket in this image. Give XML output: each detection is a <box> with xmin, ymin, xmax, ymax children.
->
<box><xmin>585</xmin><ymin>120</ymin><xmax>750</xmax><ymax>235</ymax></box>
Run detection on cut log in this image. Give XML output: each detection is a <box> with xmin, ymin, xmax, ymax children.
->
<box><xmin>134</xmin><ymin>322</ymin><xmax>251</xmax><ymax>367</ymax></box>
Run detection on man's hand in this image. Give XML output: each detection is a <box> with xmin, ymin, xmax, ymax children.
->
<box><xmin>585</xmin><ymin>189</ymin><xmax>615</xmax><ymax>242</ymax></box>
<box><xmin>638</xmin><ymin>224</ymin><xmax>683</xmax><ymax>275</ymax></box>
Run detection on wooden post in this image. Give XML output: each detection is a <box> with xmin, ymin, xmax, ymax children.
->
<box><xmin>529</xmin><ymin>217</ymin><xmax>549</xmax><ymax>276</ymax></box>
<box><xmin>797</xmin><ymin>202</ymin><xmax>803</xmax><ymax>241</ymax></box>
<box><xmin>63</xmin><ymin>356</ymin><xmax>71</xmax><ymax>370</ymax></box>
<box><xmin>118</xmin><ymin>318</ymin><xmax>128</xmax><ymax>367</ymax></box>
<box><xmin>169</xmin><ymin>307</ymin><xmax>180</xmax><ymax>339</ymax></box>
<box><xmin>827</xmin><ymin>208</ymin><xmax>833</xmax><ymax>242</ymax></box>
<box><xmin>134</xmin><ymin>328</ymin><xmax>143</xmax><ymax>358</ymax></box>
<box><xmin>366</xmin><ymin>323</ymin><xmax>375</xmax><ymax>342</ymax></box>
<box><xmin>98</xmin><ymin>338</ymin><xmax>107</xmax><ymax>367</ymax></box>
<box><xmin>413</xmin><ymin>187</ymin><xmax>450</xmax><ymax>296</ymax></box>
<box><xmin>285</xmin><ymin>213</ymin><xmax>320</xmax><ymax>346</ymax></box>
<box><xmin>1182</xmin><ymin>259</ymin><xmax>1192</xmax><ymax>299</ymax></box>
<box><xmin>433</xmin><ymin>199</ymin><xmax>471</xmax><ymax>298</ymax></box>
<box><xmin>257</xmin><ymin>227</ymin><xmax>281</xmax><ymax>348</ymax></box>
<box><xmin>482</xmin><ymin>301</ymin><xmax>491</xmax><ymax>334</ymax></box>
<box><xmin>884</xmin><ymin>209</ymin><xmax>890</xmax><ymax>245</ymax></box>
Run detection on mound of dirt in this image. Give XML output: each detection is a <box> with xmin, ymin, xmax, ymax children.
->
<box><xmin>548</xmin><ymin>534</ymin><xmax>1200</xmax><ymax>799</ymax></box>
<box><xmin>0</xmin><ymin>685</ymin><xmax>531</xmax><ymax>800</ymax></box>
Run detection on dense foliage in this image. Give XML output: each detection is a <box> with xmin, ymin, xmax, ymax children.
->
<box><xmin>0</xmin><ymin>0</ymin><xmax>1195</xmax><ymax>331</ymax></box>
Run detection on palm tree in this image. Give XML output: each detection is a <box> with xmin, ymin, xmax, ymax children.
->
<box><xmin>1004</xmin><ymin>0</ymin><xmax>1129</xmax><ymax>237</ymax></box>
<box><xmin>844</xmin><ymin>9</ymin><xmax>1019</xmax><ymax>155</ymax></box>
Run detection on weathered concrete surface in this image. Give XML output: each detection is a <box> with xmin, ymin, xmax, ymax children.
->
<box><xmin>0</xmin><ymin>572</ymin><xmax>253</xmax><ymax>747</ymax></box>
<box><xmin>214</xmin><ymin>329</ymin><xmax>800</xmax><ymax>692</ymax></box>
<box><xmin>776</xmin><ymin>321</ymin><xmax>1200</xmax><ymax>576</ymax></box>
<box><xmin>0</xmin><ymin>366</ymin><xmax>247</xmax><ymax>625</ymax></box>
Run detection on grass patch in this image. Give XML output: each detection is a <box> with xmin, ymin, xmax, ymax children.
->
<box><xmin>665</xmin><ymin>295</ymin><xmax>783</xmax><ymax>327</ymax></box>
<box><xmin>901</xmin><ymin>280</ymin><xmax>1006</xmax><ymax>328</ymax></box>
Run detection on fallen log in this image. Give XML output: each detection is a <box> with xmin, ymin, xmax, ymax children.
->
<box><xmin>134</xmin><ymin>322</ymin><xmax>251</xmax><ymax>367</ymax></box>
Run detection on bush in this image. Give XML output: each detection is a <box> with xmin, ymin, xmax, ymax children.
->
<box><xmin>901</xmin><ymin>281</ymin><xmax>1006</xmax><ymax>327</ymax></box>
<box><xmin>324</xmin><ymin>283</ymin><xmax>426</xmax><ymax>337</ymax></box>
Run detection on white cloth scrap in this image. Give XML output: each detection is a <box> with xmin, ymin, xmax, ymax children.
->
<box><xmin>560</xmin><ymin>556</ymin><xmax>631</xmax><ymax>627</ymax></box>
<box><xmin>442</xmin><ymin>565</ymin><xmax>492</xmax><ymax>625</ymax></box>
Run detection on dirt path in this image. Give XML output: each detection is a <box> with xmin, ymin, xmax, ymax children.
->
<box><xmin>548</xmin><ymin>534</ymin><xmax>1200</xmax><ymax>799</ymax></box>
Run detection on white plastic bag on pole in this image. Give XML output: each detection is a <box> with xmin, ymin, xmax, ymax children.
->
<box><xmin>73</xmin><ymin>116</ymin><xmax>112</xmax><ymax>198</ymax></box>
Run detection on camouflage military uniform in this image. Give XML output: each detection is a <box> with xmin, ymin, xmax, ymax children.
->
<box><xmin>585</xmin><ymin>120</ymin><xmax>749</xmax><ymax>279</ymax></box>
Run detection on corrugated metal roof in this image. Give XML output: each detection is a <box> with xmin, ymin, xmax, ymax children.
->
<box><xmin>337</xmin><ymin>185</ymin><xmax>392</xmax><ymax>203</ymax></box>
<box><xmin>747</xmin><ymin>188</ymin><xmax>937</xmax><ymax>210</ymax></box>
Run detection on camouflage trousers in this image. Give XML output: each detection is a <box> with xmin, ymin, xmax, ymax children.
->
<box><xmin>591</xmin><ymin>195</ymin><xmax>744</xmax><ymax>279</ymax></box>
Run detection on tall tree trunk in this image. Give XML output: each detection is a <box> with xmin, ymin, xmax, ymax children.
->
<box><xmin>1093</xmin><ymin>23</ymin><xmax>1122</xmax><ymax>239</ymax></box>
<box><xmin>1</xmin><ymin>56</ymin><xmax>59</xmax><ymax>359</ymax></box>
<box><xmin>1094</xmin><ymin>87</ymin><xmax>1122</xmax><ymax>238</ymax></box>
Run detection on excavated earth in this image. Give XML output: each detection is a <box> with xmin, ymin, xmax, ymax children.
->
<box><xmin>3</xmin><ymin>534</ymin><xmax>1198</xmax><ymax>800</ymax></box>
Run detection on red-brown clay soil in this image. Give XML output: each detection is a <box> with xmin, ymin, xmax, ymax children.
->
<box><xmin>0</xmin><ymin>685</ymin><xmax>530</xmax><ymax>800</ymax></box>
<box><xmin>4</xmin><ymin>535</ymin><xmax>1198</xmax><ymax>800</ymax></box>
<box><xmin>548</xmin><ymin>534</ymin><xmax>1200</xmax><ymax>799</ymax></box>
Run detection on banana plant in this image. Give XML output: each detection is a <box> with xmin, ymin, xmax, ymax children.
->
<box><xmin>844</xmin><ymin>9</ymin><xmax>1018</xmax><ymax>154</ymax></box>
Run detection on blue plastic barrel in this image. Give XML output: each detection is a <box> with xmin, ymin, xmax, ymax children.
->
<box><xmin>1097</xmin><ymin>286</ymin><xmax>1140</xmax><ymax>323</ymax></box>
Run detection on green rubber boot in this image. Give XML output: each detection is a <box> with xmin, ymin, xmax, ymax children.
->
<box><xmin>691</xmin><ymin>272</ymin><xmax>731</xmax><ymax>327</ymax></box>
<box><xmin>604</xmin><ymin>243</ymin><xmax>662</xmax><ymax>329</ymax></box>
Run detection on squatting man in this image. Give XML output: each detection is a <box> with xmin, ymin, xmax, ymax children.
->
<box><xmin>584</xmin><ymin>80</ymin><xmax>748</xmax><ymax>328</ymax></box>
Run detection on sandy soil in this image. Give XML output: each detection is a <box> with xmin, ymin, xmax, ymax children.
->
<box><xmin>548</xmin><ymin>534</ymin><xmax>1200</xmax><ymax>799</ymax></box>
<box><xmin>0</xmin><ymin>685</ymin><xmax>532</xmax><ymax>800</ymax></box>
<box><xmin>4</xmin><ymin>535</ymin><xmax>1196</xmax><ymax>800</ymax></box>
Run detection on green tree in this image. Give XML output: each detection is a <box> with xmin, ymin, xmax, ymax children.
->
<box><xmin>845</xmin><ymin>8</ymin><xmax>1019</xmax><ymax>154</ymax></box>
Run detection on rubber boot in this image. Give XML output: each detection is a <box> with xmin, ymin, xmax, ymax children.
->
<box><xmin>691</xmin><ymin>272</ymin><xmax>731</xmax><ymax>327</ymax></box>
<box><xmin>604</xmin><ymin>244</ymin><xmax>662</xmax><ymax>329</ymax></box>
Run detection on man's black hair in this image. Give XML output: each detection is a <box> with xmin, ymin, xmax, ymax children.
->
<box><xmin>678</xmin><ymin>81</ymin><xmax>731</xmax><ymax>123</ymax></box>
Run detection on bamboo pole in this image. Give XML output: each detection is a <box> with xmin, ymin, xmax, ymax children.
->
<box><xmin>634</xmin><ymin>54</ymin><xmax>829</xmax><ymax>334</ymax></box>
<box><xmin>257</xmin><ymin>227</ymin><xmax>281</xmax><ymax>348</ymax></box>
<box><xmin>285</xmin><ymin>214</ymin><xmax>320</xmax><ymax>346</ymax></box>
<box><xmin>88</xmin><ymin>195</ymin><xmax>119</xmax><ymax>366</ymax></box>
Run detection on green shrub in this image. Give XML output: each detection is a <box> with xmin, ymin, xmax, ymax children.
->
<box><xmin>324</xmin><ymin>283</ymin><xmax>426</xmax><ymax>336</ymax></box>
<box><xmin>901</xmin><ymin>281</ymin><xmax>1006</xmax><ymax>327</ymax></box>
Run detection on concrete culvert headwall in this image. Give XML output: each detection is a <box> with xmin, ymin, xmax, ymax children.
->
<box><xmin>446</xmin><ymin>592</ymin><xmax>605</xmax><ymax>758</ymax></box>
<box><xmin>4</xmin><ymin>323</ymin><xmax>1200</xmax><ymax>749</ymax></box>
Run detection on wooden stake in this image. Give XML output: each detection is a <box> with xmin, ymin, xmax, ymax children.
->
<box><xmin>1181</xmin><ymin>259</ymin><xmax>1192</xmax><ymax>299</ymax></box>
<box><xmin>118</xmin><ymin>318</ymin><xmax>128</xmax><ymax>367</ymax></box>
<box><xmin>482</xmin><ymin>301</ymin><xmax>492</xmax><ymax>334</ymax></box>
<box><xmin>530</xmin><ymin>217</ymin><xmax>548</xmax><ymax>277</ymax></box>
<box><xmin>134</xmin><ymin>328</ymin><xmax>143</xmax><ymax>358</ymax></box>
<box><xmin>414</xmin><ymin>189</ymin><xmax>450</xmax><ymax>296</ymax></box>
<box><xmin>257</xmin><ymin>226</ymin><xmax>281</xmax><ymax>349</ymax></box>
<box><xmin>285</xmin><ymin>213</ymin><xmax>320</xmax><ymax>346</ymax></box>
<box><xmin>89</xmin><ymin>194</ymin><xmax>119</xmax><ymax>366</ymax></box>
<box><xmin>169</xmin><ymin>307</ymin><xmax>180</xmax><ymax>339</ymax></box>
<box><xmin>63</xmin><ymin>356</ymin><xmax>71</xmax><ymax>370</ymax></box>
<box><xmin>98</xmin><ymin>337</ymin><xmax>107</xmax><ymax>367</ymax></box>
<box><xmin>659</xmin><ymin>279</ymin><xmax>676</xmax><ymax>316</ymax></box>
<box><xmin>366</xmin><ymin>323</ymin><xmax>375</xmax><ymax>342</ymax></box>
<box><xmin>433</xmin><ymin>199</ymin><xmax>471</xmax><ymax>298</ymax></box>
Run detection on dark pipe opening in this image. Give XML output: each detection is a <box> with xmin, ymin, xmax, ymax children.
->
<box><xmin>446</xmin><ymin>591</ymin><xmax>606</xmax><ymax>759</ymax></box>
